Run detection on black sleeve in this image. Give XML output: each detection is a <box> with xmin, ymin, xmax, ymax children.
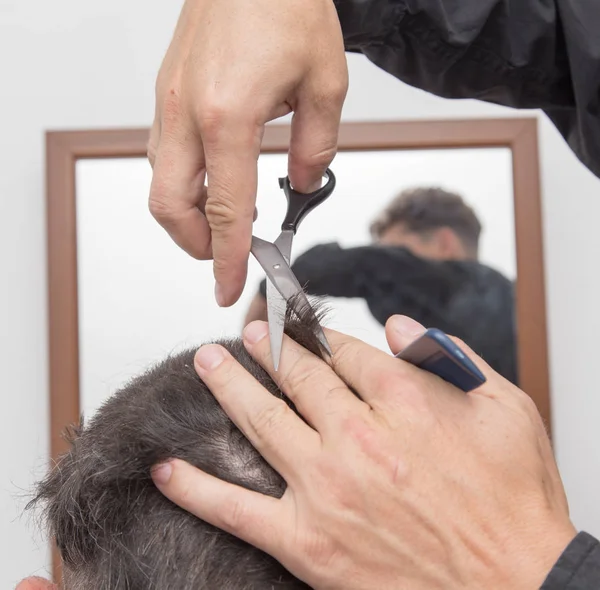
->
<box><xmin>333</xmin><ymin>0</ymin><xmax>600</xmax><ymax>178</ymax></box>
<box><xmin>257</xmin><ymin>242</ymin><xmax>469</xmax><ymax>327</ymax></box>
<box><xmin>542</xmin><ymin>532</ymin><xmax>600</xmax><ymax>589</ymax></box>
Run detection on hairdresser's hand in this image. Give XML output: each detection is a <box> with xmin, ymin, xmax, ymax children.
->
<box><xmin>148</xmin><ymin>0</ymin><xmax>348</xmax><ymax>306</ymax></box>
<box><xmin>152</xmin><ymin>316</ymin><xmax>576</xmax><ymax>590</ymax></box>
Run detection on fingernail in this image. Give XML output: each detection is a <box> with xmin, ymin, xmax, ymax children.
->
<box><xmin>195</xmin><ymin>344</ymin><xmax>227</xmax><ymax>372</ymax></box>
<box><xmin>389</xmin><ymin>315</ymin><xmax>425</xmax><ymax>336</ymax></box>
<box><xmin>151</xmin><ymin>462</ymin><xmax>172</xmax><ymax>485</ymax></box>
<box><xmin>215</xmin><ymin>283</ymin><xmax>226</xmax><ymax>307</ymax></box>
<box><xmin>243</xmin><ymin>321</ymin><xmax>268</xmax><ymax>345</ymax></box>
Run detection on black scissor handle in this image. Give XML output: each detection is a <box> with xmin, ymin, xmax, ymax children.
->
<box><xmin>278</xmin><ymin>168</ymin><xmax>336</xmax><ymax>233</ymax></box>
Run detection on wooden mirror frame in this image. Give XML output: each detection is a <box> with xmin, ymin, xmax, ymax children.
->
<box><xmin>47</xmin><ymin>118</ymin><xmax>548</xmax><ymax>580</ymax></box>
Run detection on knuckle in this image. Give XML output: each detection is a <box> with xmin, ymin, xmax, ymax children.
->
<box><xmin>312</xmin><ymin>74</ymin><xmax>348</xmax><ymax>108</ymax></box>
<box><xmin>197</xmin><ymin>101</ymin><xmax>235</xmax><ymax>141</ymax></box>
<box><xmin>148</xmin><ymin>189</ymin><xmax>175</xmax><ymax>224</ymax></box>
<box><xmin>325</xmin><ymin>384</ymin><xmax>353</xmax><ymax>404</ymax></box>
<box><xmin>248</xmin><ymin>401</ymin><xmax>290</xmax><ymax>441</ymax></box>
<box><xmin>197</xmin><ymin>103</ymin><xmax>257</xmax><ymax>147</ymax></box>
<box><xmin>211</xmin><ymin>256</ymin><xmax>233</xmax><ymax>278</ymax></box>
<box><xmin>281</xmin><ymin>361</ymin><xmax>324</xmax><ymax>402</ymax></box>
<box><xmin>205</xmin><ymin>196</ymin><xmax>237</xmax><ymax>229</ymax></box>
<box><xmin>331</xmin><ymin>338</ymin><xmax>359</xmax><ymax>367</ymax></box>
<box><xmin>372</xmin><ymin>366</ymin><xmax>428</xmax><ymax>414</ymax></box>
<box><xmin>218</xmin><ymin>496</ymin><xmax>249</xmax><ymax>533</ymax></box>
<box><xmin>323</xmin><ymin>77</ymin><xmax>349</xmax><ymax>104</ymax></box>
<box><xmin>291</xmin><ymin>144</ymin><xmax>337</xmax><ymax>173</ymax></box>
<box><xmin>148</xmin><ymin>198</ymin><xmax>170</xmax><ymax>223</ymax></box>
<box><xmin>296</xmin><ymin>533</ymin><xmax>338</xmax><ymax>571</ymax></box>
<box><xmin>373</xmin><ymin>368</ymin><xmax>403</xmax><ymax>398</ymax></box>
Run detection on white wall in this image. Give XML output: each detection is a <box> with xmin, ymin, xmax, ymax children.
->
<box><xmin>1</xmin><ymin>0</ymin><xmax>599</xmax><ymax>586</ymax></box>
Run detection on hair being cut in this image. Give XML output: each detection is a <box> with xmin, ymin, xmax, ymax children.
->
<box><xmin>370</xmin><ymin>186</ymin><xmax>482</xmax><ymax>255</ymax></box>
<box><xmin>29</xmin><ymin>306</ymin><xmax>329</xmax><ymax>590</ymax></box>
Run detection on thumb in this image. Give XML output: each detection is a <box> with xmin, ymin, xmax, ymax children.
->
<box><xmin>203</xmin><ymin>124</ymin><xmax>262</xmax><ymax>306</ymax></box>
<box><xmin>385</xmin><ymin>315</ymin><xmax>426</xmax><ymax>356</ymax></box>
<box><xmin>287</xmin><ymin>89</ymin><xmax>343</xmax><ymax>193</ymax></box>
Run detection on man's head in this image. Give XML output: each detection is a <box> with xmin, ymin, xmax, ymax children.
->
<box><xmin>30</xmin><ymin>317</ymin><xmax>327</xmax><ymax>590</ymax></box>
<box><xmin>369</xmin><ymin>187</ymin><xmax>482</xmax><ymax>260</ymax></box>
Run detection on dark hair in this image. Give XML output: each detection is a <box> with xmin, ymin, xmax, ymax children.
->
<box><xmin>370</xmin><ymin>187</ymin><xmax>482</xmax><ymax>255</ymax></box>
<box><xmin>29</xmin><ymin>310</ymin><xmax>328</xmax><ymax>590</ymax></box>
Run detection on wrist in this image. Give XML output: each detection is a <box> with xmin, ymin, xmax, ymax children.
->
<box><xmin>499</xmin><ymin>520</ymin><xmax>577</xmax><ymax>590</ymax></box>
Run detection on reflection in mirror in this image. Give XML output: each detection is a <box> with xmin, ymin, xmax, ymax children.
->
<box><xmin>76</xmin><ymin>147</ymin><xmax>515</xmax><ymax>418</ymax></box>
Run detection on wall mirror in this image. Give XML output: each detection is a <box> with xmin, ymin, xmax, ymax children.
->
<box><xmin>47</xmin><ymin>118</ymin><xmax>549</xmax><ymax>473</ymax></box>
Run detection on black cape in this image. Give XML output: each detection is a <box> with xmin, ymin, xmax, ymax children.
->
<box><xmin>334</xmin><ymin>0</ymin><xmax>600</xmax><ymax>178</ymax></box>
<box><xmin>260</xmin><ymin>243</ymin><xmax>518</xmax><ymax>384</ymax></box>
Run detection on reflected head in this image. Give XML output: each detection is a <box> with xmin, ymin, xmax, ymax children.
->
<box><xmin>370</xmin><ymin>187</ymin><xmax>482</xmax><ymax>260</ymax></box>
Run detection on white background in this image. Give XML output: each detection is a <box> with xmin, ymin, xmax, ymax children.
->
<box><xmin>77</xmin><ymin>148</ymin><xmax>514</xmax><ymax>418</ymax></box>
<box><xmin>2</xmin><ymin>0</ymin><xmax>600</xmax><ymax>585</ymax></box>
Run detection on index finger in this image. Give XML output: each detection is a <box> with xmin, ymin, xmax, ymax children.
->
<box><xmin>149</xmin><ymin>132</ymin><xmax>212</xmax><ymax>259</ymax></box>
<box><xmin>202</xmin><ymin>119</ymin><xmax>262</xmax><ymax>306</ymax></box>
<box><xmin>242</xmin><ymin>321</ymin><xmax>370</xmax><ymax>434</ymax></box>
<box><xmin>193</xmin><ymin>342</ymin><xmax>320</xmax><ymax>480</ymax></box>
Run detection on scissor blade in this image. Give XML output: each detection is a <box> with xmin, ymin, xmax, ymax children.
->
<box><xmin>266</xmin><ymin>278</ymin><xmax>286</xmax><ymax>371</ymax></box>
<box><xmin>251</xmin><ymin>236</ymin><xmax>333</xmax><ymax>358</ymax></box>
<box><xmin>273</xmin><ymin>230</ymin><xmax>294</xmax><ymax>263</ymax></box>
<box><xmin>273</xmin><ymin>230</ymin><xmax>333</xmax><ymax>355</ymax></box>
<box><xmin>268</xmin><ymin>230</ymin><xmax>294</xmax><ymax>370</ymax></box>
<box><xmin>251</xmin><ymin>236</ymin><xmax>305</xmax><ymax>300</ymax></box>
<box><xmin>314</xmin><ymin>323</ymin><xmax>333</xmax><ymax>356</ymax></box>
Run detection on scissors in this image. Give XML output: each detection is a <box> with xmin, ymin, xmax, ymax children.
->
<box><xmin>251</xmin><ymin>169</ymin><xmax>336</xmax><ymax>370</ymax></box>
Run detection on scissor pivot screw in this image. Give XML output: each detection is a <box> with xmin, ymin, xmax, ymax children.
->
<box><xmin>273</xmin><ymin>264</ymin><xmax>281</xmax><ymax>270</ymax></box>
